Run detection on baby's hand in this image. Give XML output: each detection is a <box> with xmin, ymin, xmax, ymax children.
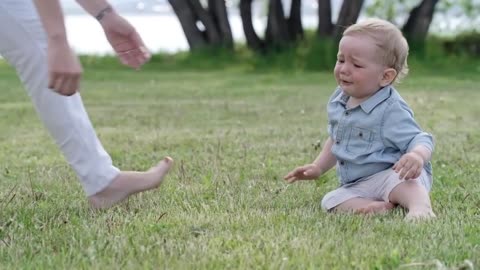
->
<box><xmin>393</xmin><ymin>152</ymin><xmax>424</xmax><ymax>180</ymax></box>
<box><xmin>284</xmin><ymin>164</ymin><xmax>323</xmax><ymax>183</ymax></box>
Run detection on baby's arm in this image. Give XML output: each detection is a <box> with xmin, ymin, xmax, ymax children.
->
<box><xmin>382</xmin><ymin>101</ymin><xmax>434</xmax><ymax>180</ymax></box>
<box><xmin>410</xmin><ymin>145</ymin><xmax>432</xmax><ymax>163</ymax></box>
<box><xmin>284</xmin><ymin>137</ymin><xmax>337</xmax><ymax>183</ymax></box>
<box><xmin>312</xmin><ymin>137</ymin><xmax>337</xmax><ymax>171</ymax></box>
<box><xmin>393</xmin><ymin>145</ymin><xmax>432</xmax><ymax>180</ymax></box>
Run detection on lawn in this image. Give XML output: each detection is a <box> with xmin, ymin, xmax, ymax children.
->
<box><xmin>0</xmin><ymin>61</ymin><xmax>478</xmax><ymax>269</ymax></box>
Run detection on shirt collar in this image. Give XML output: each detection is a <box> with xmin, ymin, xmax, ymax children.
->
<box><xmin>331</xmin><ymin>86</ymin><xmax>392</xmax><ymax>114</ymax></box>
<box><xmin>331</xmin><ymin>87</ymin><xmax>349</xmax><ymax>105</ymax></box>
<box><xmin>360</xmin><ymin>86</ymin><xmax>392</xmax><ymax>113</ymax></box>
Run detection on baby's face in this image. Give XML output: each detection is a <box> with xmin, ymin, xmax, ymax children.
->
<box><xmin>334</xmin><ymin>35</ymin><xmax>389</xmax><ymax>101</ymax></box>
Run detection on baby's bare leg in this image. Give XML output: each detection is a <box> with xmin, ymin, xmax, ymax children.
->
<box><xmin>334</xmin><ymin>197</ymin><xmax>395</xmax><ymax>214</ymax></box>
<box><xmin>388</xmin><ymin>181</ymin><xmax>435</xmax><ymax>220</ymax></box>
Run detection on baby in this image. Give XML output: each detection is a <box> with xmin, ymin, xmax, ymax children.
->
<box><xmin>284</xmin><ymin>18</ymin><xmax>435</xmax><ymax>220</ymax></box>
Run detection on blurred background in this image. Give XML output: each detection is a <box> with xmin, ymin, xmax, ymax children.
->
<box><xmin>62</xmin><ymin>0</ymin><xmax>480</xmax><ymax>71</ymax></box>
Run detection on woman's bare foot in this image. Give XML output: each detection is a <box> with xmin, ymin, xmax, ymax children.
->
<box><xmin>355</xmin><ymin>201</ymin><xmax>396</xmax><ymax>215</ymax></box>
<box><xmin>88</xmin><ymin>156</ymin><xmax>173</xmax><ymax>209</ymax></box>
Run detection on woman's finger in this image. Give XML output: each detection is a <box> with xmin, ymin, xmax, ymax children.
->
<box><xmin>49</xmin><ymin>72</ymin><xmax>61</xmax><ymax>90</ymax></box>
<box><xmin>118</xmin><ymin>50</ymin><xmax>141</xmax><ymax>69</ymax></box>
<box><xmin>52</xmin><ymin>72</ymin><xmax>66</xmax><ymax>94</ymax></box>
<box><xmin>61</xmin><ymin>75</ymin><xmax>80</xmax><ymax>96</ymax></box>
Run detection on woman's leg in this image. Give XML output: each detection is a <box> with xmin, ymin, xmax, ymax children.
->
<box><xmin>0</xmin><ymin>0</ymin><xmax>172</xmax><ymax>208</ymax></box>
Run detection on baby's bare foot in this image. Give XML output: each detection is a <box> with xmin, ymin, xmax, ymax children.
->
<box><xmin>88</xmin><ymin>157</ymin><xmax>173</xmax><ymax>209</ymax></box>
<box><xmin>405</xmin><ymin>208</ymin><xmax>436</xmax><ymax>221</ymax></box>
<box><xmin>355</xmin><ymin>201</ymin><xmax>396</xmax><ymax>215</ymax></box>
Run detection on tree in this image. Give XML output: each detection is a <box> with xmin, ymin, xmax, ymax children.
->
<box><xmin>315</xmin><ymin>0</ymin><xmax>364</xmax><ymax>40</ymax></box>
<box><xmin>170</xmin><ymin>0</ymin><xmax>443</xmax><ymax>52</ymax></box>
<box><xmin>317</xmin><ymin>0</ymin><xmax>333</xmax><ymax>38</ymax></box>
<box><xmin>239</xmin><ymin>0</ymin><xmax>265</xmax><ymax>52</ymax></box>
<box><xmin>265</xmin><ymin>0</ymin><xmax>290</xmax><ymax>46</ymax></box>
<box><xmin>402</xmin><ymin>0</ymin><xmax>440</xmax><ymax>42</ymax></box>
<box><xmin>168</xmin><ymin>0</ymin><xmax>233</xmax><ymax>50</ymax></box>
<box><xmin>334</xmin><ymin>0</ymin><xmax>365</xmax><ymax>40</ymax></box>
<box><xmin>287</xmin><ymin>0</ymin><xmax>303</xmax><ymax>41</ymax></box>
<box><xmin>365</xmin><ymin>0</ymin><xmax>440</xmax><ymax>42</ymax></box>
<box><xmin>240</xmin><ymin>0</ymin><xmax>304</xmax><ymax>52</ymax></box>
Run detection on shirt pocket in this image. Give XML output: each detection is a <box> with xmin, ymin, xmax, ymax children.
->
<box><xmin>346</xmin><ymin>127</ymin><xmax>374</xmax><ymax>154</ymax></box>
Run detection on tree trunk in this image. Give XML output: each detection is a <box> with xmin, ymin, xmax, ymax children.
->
<box><xmin>265</xmin><ymin>0</ymin><xmax>290</xmax><ymax>47</ymax></box>
<box><xmin>334</xmin><ymin>0</ymin><xmax>364</xmax><ymax>40</ymax></box>
<box><xmin>402</xmin><ymin>0</ymin><xmax>439</xmax><ymax>42</ymax></box>
<box><xmin>189</xmin><ymin>0</ymin><xmax>221</xmax><ymax>45</ymax></box>
<box><xmin>287</xmin><ymin>0</ymin><xmax>303</xmax><ymax>41</ymax></box>
<box><xmin>168</xmin><ymin>0</ymin><xmax>233</xmax><ymax>51</ymax></box>
<box><xmin>239</xmin><ymin>0</ymin><xmax>265</xmax><ymax>52</ymax></box>
<box><xmin>317</xmin><ymin>0</ymin><xmax>333</xmax><ymax>38</ymax></box>
<box><xmin>168</xmin><ymin>0</ymin><xmax>207</xmax><ymax>50</ymax></box>
<box><xmin>208</xmin><ymin>0</ymin><xmax>234</xmax><ymax>48</ymax></box>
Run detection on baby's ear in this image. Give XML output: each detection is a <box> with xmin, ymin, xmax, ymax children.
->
<box><xmin>380</xmin><ymin>68</ymin><xmax>397</xmax><ymax>86</ymax></box>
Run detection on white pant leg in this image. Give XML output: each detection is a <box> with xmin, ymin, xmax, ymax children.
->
<box><xmin>0</xmin><ymin>0</ymin><xmax>119</xmax><ymax>196</ymax></box>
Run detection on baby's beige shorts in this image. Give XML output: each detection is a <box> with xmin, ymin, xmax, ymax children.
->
<box><xmin>321</xmin><ymin>168</ymin><xmax>432</xmax><ymax>211</ymax></box>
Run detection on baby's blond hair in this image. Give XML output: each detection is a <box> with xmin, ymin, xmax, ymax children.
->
<box><xmin>343</xmin><ymin>18</ymin><xmax>409</xmax><ymax>83</ymax></box>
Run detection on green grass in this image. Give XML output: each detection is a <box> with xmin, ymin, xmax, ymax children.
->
<box><xmin>0</xmin><ymin>60</ymin><xmax>479</xmax><ymax>269</ymax></box>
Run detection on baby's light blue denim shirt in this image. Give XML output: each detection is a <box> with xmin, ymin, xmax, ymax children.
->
<box><xmin>327</xmin><ymin>85</ymin><xmax>434</xmax><ymax>185</ymax></box>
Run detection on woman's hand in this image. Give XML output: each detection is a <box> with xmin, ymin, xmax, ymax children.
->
<box><xmin>100</xmin><ymin>12</ymin><xmax>151</xmax><ymax>69</ymax></box>
<box><xmin>47</xmin><ymin>38</ymin><xmax>83</xmax><ymax>96</ymax></box>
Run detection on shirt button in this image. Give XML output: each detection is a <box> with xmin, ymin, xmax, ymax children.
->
<box><xmin>340</xmin><ymin>161</ymin><xmax>345</xmax><ymax>165</ymax></box>
<box><xmin>345</xmin><ymin>111</ymin><xmax>349</xmax><ymax>115</ymax></box>
<box><xmin>336</xmin><ymin>140</ymin><xmax>340</xmax><ymax>144</ymax></box>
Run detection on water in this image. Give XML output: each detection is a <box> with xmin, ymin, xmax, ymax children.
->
<box><xmin>66</xmin><ymin>14</ymin><xmax>190</xmax><ymax>54</ymax></box>
<box><xmin>65</xmin><ymin>14</ymin><xmax>318</xmax><ymax>55</ymax></box>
